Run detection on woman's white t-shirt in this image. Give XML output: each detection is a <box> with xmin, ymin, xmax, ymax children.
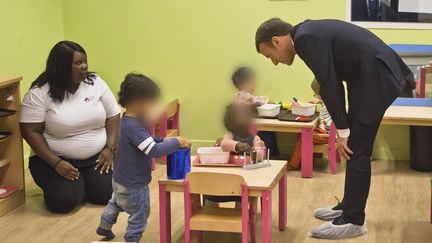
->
<box><xmin>20</xmin><ymin>76</ymin><xmax>121</xmax><ymax>160</ymax></box>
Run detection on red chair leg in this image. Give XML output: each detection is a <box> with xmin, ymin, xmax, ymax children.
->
<box><xmin>196</xmin><ymin>231</ymin><xmax>203</xmax><ymax>243</ymax></box>
<box><xmin>249</xmin><ymin>200</ymin><xmax>257</xmax><ymax>243</ymax></box>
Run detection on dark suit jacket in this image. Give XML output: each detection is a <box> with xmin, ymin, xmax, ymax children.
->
<box><xmin>290</xmin><ymin>19</ymin><xmax>413</xmax><ymax>129</ymax></box>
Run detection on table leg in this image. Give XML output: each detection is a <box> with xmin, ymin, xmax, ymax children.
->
<box><xmin>262</xmin><ymin>190</ymin><xmax>272</xmax><ymax>243</ymax></box>
<box><xmin>328</xmin><ymin>122</ymin><xmax>337</xmax><ymax>174</ymax></box>
<box><xmin>159</xmin><ymin>184</ymin><xmax>171</xmax><ymax>243</ymax></box>
<box><xmin>278</xmin><ymin>171</ymin><xmax>287</xmax><ymax>231</ymax></box>
<box><xmin>301</xmin><ymin>128</ymin><xmax>313</xmax><ymax>178</ymax></box>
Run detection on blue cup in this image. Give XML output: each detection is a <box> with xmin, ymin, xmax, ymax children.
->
<box><xmin>167</xmin><ymin>148</ymin><xmax>191</xmax><ymax>180</ymax></box>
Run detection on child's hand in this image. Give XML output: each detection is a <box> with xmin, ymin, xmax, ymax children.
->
<box><xmin>236</xmin><ymin>142</ymin><xmax>251</xmax><ymax>152</ymax></box>
<box><xmin>176</xmin><ymin>136</ymin><xmax>191</xmax><ymax>148</ymax></box>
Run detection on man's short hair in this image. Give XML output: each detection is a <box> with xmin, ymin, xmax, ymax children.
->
<box><xmin>255</xmin><ymin>18</ymin><xmax>293</xmax><ymax>52</ymax></box>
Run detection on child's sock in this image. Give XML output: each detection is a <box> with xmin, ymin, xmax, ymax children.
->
<box><xmin>96</xmin><ymin>227</ymin><xmax>115</xmax><ymax>240</ymax></box>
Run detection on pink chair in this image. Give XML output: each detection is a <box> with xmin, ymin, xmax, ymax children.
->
<box><xmin>157</xmin><ymin>99</ymin><xmax>180</xmax><ymax>164</ymax></box>
<box><xmin>183</xmin><ymin>172</ymin><xmax>257</xmax><ymax>243</ymax></box>
<box><xmin>313</xmin><ymin>122</ymin><xmax>339</xmax><ymax>174</ymax></box>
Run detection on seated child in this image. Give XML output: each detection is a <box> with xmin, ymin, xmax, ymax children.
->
<box><xmin>205</xmin><ymin>104</ymin><xmax>264</xmax><ymax>205</ymax></box>
<box><xmin>221</xmin><ymin>104</ymin><xmax>265</xmax><ymax>162</ymax></box>
<box><xmin>231</xmin><ymin>67</ymin><xmax>280</xmax><ymax>158</ymax></box>
<box><xmin>96</xmin><ymin>73</ymin><xmax>191</xmax><ymax>242</ymax></box>
<box><xmin>288</xmin><ymin>79</ymin><xmax>332</xmax><ymax>170</ymax></box>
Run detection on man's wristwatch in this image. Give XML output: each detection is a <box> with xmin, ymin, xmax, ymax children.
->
<box><xmin>104</xmin><ymin>144</ymin><xmax>116</xmax><ymax>153</ymax></box>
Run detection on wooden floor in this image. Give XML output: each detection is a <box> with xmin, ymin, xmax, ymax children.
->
<box><xmin>0</xmin><ymin>159</ymin><xmax>430</xmax><ymax>243</ymax></box>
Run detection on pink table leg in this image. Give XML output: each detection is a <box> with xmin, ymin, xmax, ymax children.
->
<box><xmin>301</xmin><ymin>128</ymin><xmax>313</xmax><ymax>178</ymax></box>
<box><xmin>262</xmin><ymin>190</ymin><xmax>272</xmax><ymax>243</ymax></box>
<box><xmin>278</xmin><ymin>171</ymin><xmax>287</xmax><ymax>231</ymax></box>
<box><xmin>159</xmin><ymin>184</ymin><xmax>171</xmax><ymax>243</ymax></box>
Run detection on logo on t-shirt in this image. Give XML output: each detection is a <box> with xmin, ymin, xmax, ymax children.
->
<box><xmin>85</xmin><ymin>96</ymin><xmax>95</xmax><ymax>103</ymax></box>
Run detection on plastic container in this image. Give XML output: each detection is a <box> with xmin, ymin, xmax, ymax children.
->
<box><xmin>197</xmin><ymin>147</ymin><xmax>230</xmax><ymax>164</ymax></box>
<box><xmin>167</xmin><ymin>148</ymin><xmax>191</xmax><ymax>179</ymax></box>
<box><xmin>257</xmin><ymin>104</ymin><xmax>281</xmax><ymax>117</ymax></box>
<box><xmin>291</xmin><ymin>103</ymin><xmax>316</xmax><ymax>116</ymax></box>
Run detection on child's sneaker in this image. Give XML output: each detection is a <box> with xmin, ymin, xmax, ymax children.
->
<box><xmin>96</xmin><ymin>227</ymin><xmax>115</xmax><ymax>240</ymax></box>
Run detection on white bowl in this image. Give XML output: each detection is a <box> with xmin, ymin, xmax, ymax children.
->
<box><xmin>257</xmin><ymin>104</ymin><xmax>281</xmax><ymax>117</ymax></box>
<box><xmin>291</xmin><ymin>103</ymin><xmax>316</xmax><ymax>117</ymax></box>
<box><xmin>197</xmin><ymin>147</ymin><xmax>230</xmax><ymax>164</ymax></box>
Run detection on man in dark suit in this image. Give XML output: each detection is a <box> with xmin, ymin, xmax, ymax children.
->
<box><xmin>255</xmin><ymin>18</ymin><xmax>414</xmax><ymax>239</ymax></box>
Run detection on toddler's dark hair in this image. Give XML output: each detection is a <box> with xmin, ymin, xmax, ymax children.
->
<box><xmin>223</xmin><ymin>104</ymin><xmax>237</xmax><ymax>132</ymax></box>
<box><xmin>231</xmin><ymin>67</ymin><xmax>255</xmax><ymax>89</ymax></box>
<box><xmin>223</xmin><ymin>104</ymin><xmax>254</xmax><ymax>132</ymax></box>
<box><xmin>118</xmin><ymin>73</ymin><xmax>160</xmax><ymax>108</ymax></box>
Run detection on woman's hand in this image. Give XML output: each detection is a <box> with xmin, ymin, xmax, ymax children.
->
<box><xmin>95</xmin><ymin>148</ymin><xmax>114</xmax><ymax>174</ymax></box>
<box><xmin>55</xmin><ymin>160</ymin><xmax>80</xmax><ymax>180</ymax></box>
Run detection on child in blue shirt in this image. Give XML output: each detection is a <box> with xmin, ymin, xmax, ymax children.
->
<box><xmin>96</xmin><ymin>73</ymin><xmax>191</xmax><ymax>242</ymax></box>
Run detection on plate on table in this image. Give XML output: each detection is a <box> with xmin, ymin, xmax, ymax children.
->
<box><xmin>193</xmin><ymin>156</ymin><xmax>247</xmax><ymax>167</ymax></box>
<box><xmin>277</xmin><ymin>110</ymin><xmax>319</xmax><ymax>122</ymax></box>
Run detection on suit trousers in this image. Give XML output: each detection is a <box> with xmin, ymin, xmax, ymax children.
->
<box><xmin>341</xmin><ymin>115</ymin><xmax>383</xmax><ymax>225</ymax></box>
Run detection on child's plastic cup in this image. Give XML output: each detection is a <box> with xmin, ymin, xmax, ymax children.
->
<box><xmin>167</xmin><ymin>148</ymin><xmax>191</xmax><ymax>180</ymax></box>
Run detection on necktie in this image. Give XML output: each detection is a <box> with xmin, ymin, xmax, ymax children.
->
<box><xmin>368</xmin><ymin>0</ymin><xmax>380</xmax><ymax>21</ymax></box>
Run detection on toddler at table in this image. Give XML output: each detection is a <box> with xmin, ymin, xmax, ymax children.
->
<box><xmin>288</xmin><ymin>79</ymin><xmax>332</xmax><ymax>170</ymax></box>
<box><xmin>96</xmin><ymin>73</ymin><xmax>191</xmax><ymax>242</ymax></box>
<box><xmin>231</xmin><ymin>67</ymin><xmax>280</xmax><ymax>158</ymax></box>
<box><xmin>205</xmin><ymin>104</ymin><xmax>265</xmax><ymax>205</ymax></box>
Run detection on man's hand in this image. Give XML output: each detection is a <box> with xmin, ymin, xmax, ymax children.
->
<box><xmin>337</xmin><ymin>136</ymin><xmax>353</xmax><ymax>160</ymax></box>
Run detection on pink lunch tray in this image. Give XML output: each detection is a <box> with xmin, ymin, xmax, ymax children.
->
<box><xmin>192</xmin><ymin>156</ymin><xmax>252</xmax><ymax>167</ymax></box>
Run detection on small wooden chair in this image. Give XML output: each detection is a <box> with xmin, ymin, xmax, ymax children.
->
<box><xmin>183</xmin><ymin>172</ymin><xmax>257</xmax><ymax>243</ymax></box>
<box><xmin>157</xmin><ymin>99</ymin><xmax>180</xmax><ymax>164</ymax></box>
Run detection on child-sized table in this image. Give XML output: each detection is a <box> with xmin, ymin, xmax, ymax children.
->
<box><xmin>158</xmin><ymin>159</ymin><xmax>288</xmax><ymax>243</ymax></box>
<box><xmin>253</xmin><ymin>117</ymin><xmax>321</xmax><ymax>178</ymax></box>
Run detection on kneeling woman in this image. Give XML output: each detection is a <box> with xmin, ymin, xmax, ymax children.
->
<box><xmin>20</xmin><ymin>41</ymin><xmax>120</xmax><ymax>213</ymax></box>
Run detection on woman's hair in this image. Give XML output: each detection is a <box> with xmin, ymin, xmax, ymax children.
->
<box><xmin>31</xmin><ymin>41</ymin><xmax>96</xmax><ymax>102</ymax></box>
<box><xmin>118</xmin><ymin>72</ymin><xmax>160</xmax><ymax>108</ymax></box>
<box><xmin>231</xmin><ymin>67</ymin><xmax>255</xmax><ymax>89</ymax></box>
<box><xmin>311</xmin><ymin>79</ymin><xmax>320</xmax><ymax>94</ymax></box>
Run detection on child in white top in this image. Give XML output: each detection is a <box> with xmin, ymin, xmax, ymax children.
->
<box><xmin>232</xmin><ymin>67</ymin><xmax>272</xmax><ymax>106</ymax></box>
<box><xmin>231</xmin><ymin>67</ymin><xmax>280</xmax><ymax>158</ymax></box>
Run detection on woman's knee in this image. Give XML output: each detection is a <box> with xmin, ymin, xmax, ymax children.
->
<box><xmin>85</xmin><ymin>171</ymin><xmax>112</xmax><ymax>205</ymax></box>
<box><xmin>44</xmin><ymin>191</ymin><xmax>82</xmax><ymax>214</ymax></box>
<box><xmin>43</xmin><ymin>179</ymin><xmax>85</xmax><ymax>213</ymax></box>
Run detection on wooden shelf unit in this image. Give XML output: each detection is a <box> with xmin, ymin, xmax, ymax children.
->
<box><xmin>0</xmin><ymin>77</ymin><xmax>25</xmax><ymax>216</ymax></box>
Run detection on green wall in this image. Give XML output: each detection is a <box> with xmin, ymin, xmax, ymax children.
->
<box><xmin>0</xmin><ymin>0</ymin><xmax>64</xmax><ymax>91</ymax></box>
<box><xmin>0</xmin><ymin>0</ymin><xmax>64</xmax><ymax>160</ymax></box>
<box><xmin>3</xmin><ymin>0</ymin><xmax>432</xmax><ymax>160</ymax></box>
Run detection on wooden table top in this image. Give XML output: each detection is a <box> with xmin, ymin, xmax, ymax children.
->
<box><xmin>382</xmin><ymin>105</ymin><xmax>432</xmax><ymax>126</ymax></box>
<box><xmin>159</xmin><ymin>158</ymin><xmax>288</xmax><ymax>196</ymax></box>
<box><xmin>253</xmin><ymin>117</ymin><xmax>318</xmax><ymax>133</ymax></box>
